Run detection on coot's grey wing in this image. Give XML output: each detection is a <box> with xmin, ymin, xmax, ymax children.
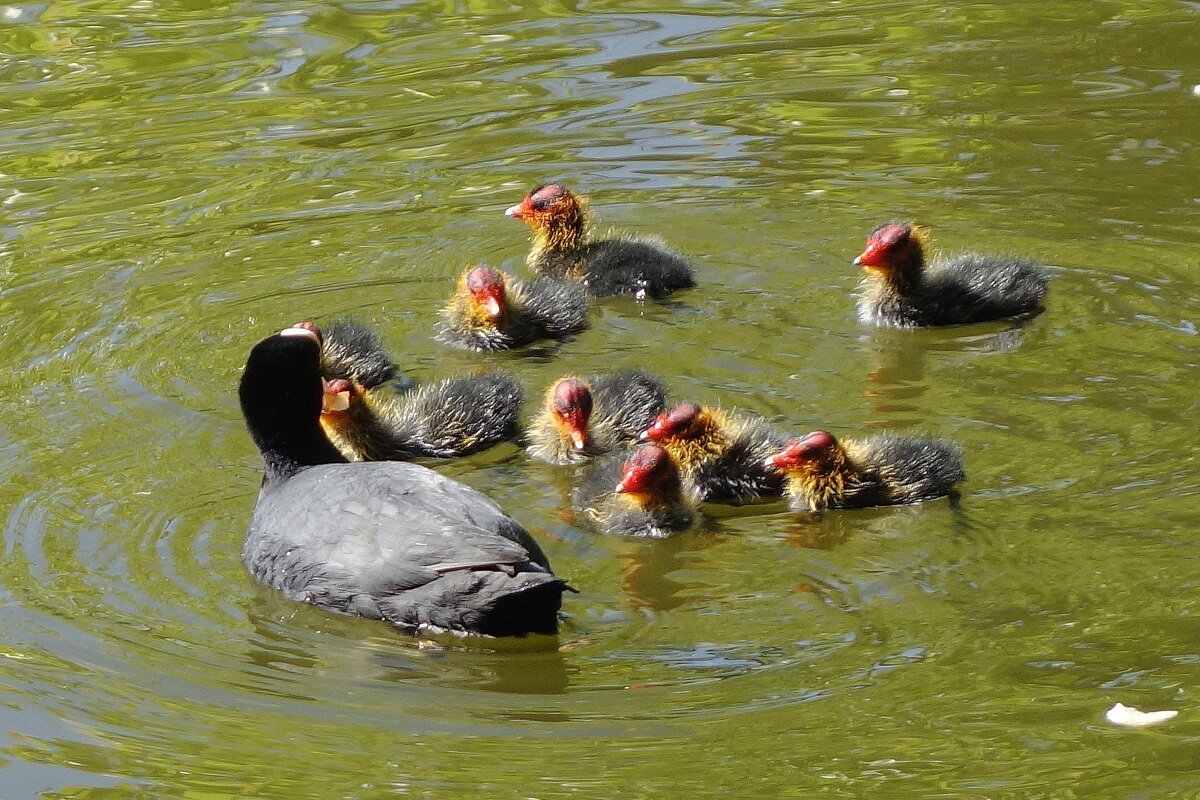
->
<box><xmin>352</xmin><ymin>462</ymin><xmax>551</xmax><ymax>567</ymax></box>
<box><xmin>245</xmin><ymin>462</ymin><xmax>565</xmax><ymax>632</ymax></box>
<box><xmin>275</xmin><ymin>463</ymin><xmax>541</xmax><ymax>565</ymax></box>
<box><xmin>247</xmin><ymin>464</ymin><xmax>544</xmax><ymax>587</ymax></box>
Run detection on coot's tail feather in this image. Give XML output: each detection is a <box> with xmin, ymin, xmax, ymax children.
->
<box><xmin>377</xmin><ymin>569</ymin><xmax>569</xmax><ymax>637</ymax></box>
<box><xmin>477</xmin><ymin>575</ymin><xmax>572</xmax><ymax>637</ymax></box>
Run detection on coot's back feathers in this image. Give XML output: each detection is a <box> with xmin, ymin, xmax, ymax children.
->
<box><xmin>244</xmin><ymin>460</ymin><xmax>564</xmax><ymax>635</ymax></box>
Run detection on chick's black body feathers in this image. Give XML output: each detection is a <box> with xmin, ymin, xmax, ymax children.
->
<box><xmin>326</xmin><ymin>372</ymin><xmax>523</xmax><ymax>461</ymax></box>
<box><xmin>533</xmin><ymin>235</ymin><xmax>696</xmax><ymax>299</ymax></box>
<box><xmin>321</xmin><ymin>319</ymin><xmax>403</xmax><ymax>389</ymax></box>
<box><xmin>860</xmin><ymin>253</ymin><xmax>1048</xmax><ymax>328</ymax></box>
<box><xmin>836</xmin><ymin>436</ymin><xmax>964</xmax><ymax>509</ymax></box>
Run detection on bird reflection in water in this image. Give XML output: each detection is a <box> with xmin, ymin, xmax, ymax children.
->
<box><xmin>615</xmin><ymin>523</ymin><xmax>724</xmax><ymax>615</ymax></box>
<box><xmin>781</xmin><ymin>513</ymin><xmax>856</xmax><ymax>551</ymax></box>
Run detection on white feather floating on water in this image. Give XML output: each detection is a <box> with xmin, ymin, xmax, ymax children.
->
<box><xmin>1105</xmin><ymin>702</ymin><xmax>1178</xmax><ymax>728</ymax></box>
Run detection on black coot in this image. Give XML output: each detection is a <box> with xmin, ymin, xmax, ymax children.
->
<box><xmin>238</xmin><ymin>324</ymin><xmax>569</xmax><ymax>637</ymax></box>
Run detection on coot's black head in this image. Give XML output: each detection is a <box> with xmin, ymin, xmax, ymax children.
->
<box><xmin>239</xmin><ymin>323</ymin><xmax>346</xmax><ymax>476</ymax></box>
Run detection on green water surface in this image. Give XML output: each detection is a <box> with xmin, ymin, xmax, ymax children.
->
<box><xmin>1</xmin><ymin>1</ymin><xmax>1199</xmax><ymax>797</ymax></box>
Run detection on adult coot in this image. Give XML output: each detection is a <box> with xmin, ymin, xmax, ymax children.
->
<box><xmin>238</xmin><ymin>323</ymin><xmax>570</xmax><ymax>637</ymax></box>
<box><xmin>765</xmin><ymin>430</ymin><xmax>964</xmax><ymax>511</ymax></box>
<box><xmin>505</xmin><ymin>183</ymin><xmax>695</xmax><ymax>300</ymax></box>
<box><xmin>854</xmin><ymin>221</ymin><xmax>1048</xmax><ymax>328</ymax></box>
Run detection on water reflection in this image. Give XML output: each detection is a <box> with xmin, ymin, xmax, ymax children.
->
<box><xmin>615</xmin><ymin>528</ymin><xmax>721</xmax><ymax>614</ymax></box>
<box><xmin>780</xmin><ymin>513</ymin><xmax>856</xmax><ymax>551</ymax></box>
<box><xmin>385</xmin><ymin>648</ymin><xmax>571</xmax><ymax>696</ymax></box>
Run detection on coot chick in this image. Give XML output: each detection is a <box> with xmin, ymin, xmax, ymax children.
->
<box><xmin>320</xmin><ymin>319</ymin><xmax>404</xmax><ymax>390</ymax></box>
<box><xmin>505</xmin><ymin>183</ymin><xmax>696</xmax><ymax>300</ymax></box>
<box><xmin>239</xmin><ymin>324</ymin><xmax>569</xmax><ymax>637</ymax></box>
<box><xmin>574</xmin><ymin>445</ymin><xmax>696</xmax><ymax>538</ymax></box>
<box><xmin>321</xmin><ymin>370</ymin><xmax>523</xmax><ymax>461</ymax></box>
<box><xmin>526</xmin><ymin>370</ymin><xmax>667</xmax><ymax>465</ymax></box>
<box><xmin>854</xmin><ymin>221</ymin><xmax>1048</xmax><ymax>328</ymax></box>
<box><xmin>765</xmin><ymin>430</ymin><xmax>964</xmax><ymax>512</ymax></box>
<box><xmin>639</xmin><ymin>403</ymin><xmax>789</xmax><ymax>504</ymax></box>
<box><xmin>438</xmin><ymin>265</ymin><xmax>589</xmax><ymax>352</ymax></box>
